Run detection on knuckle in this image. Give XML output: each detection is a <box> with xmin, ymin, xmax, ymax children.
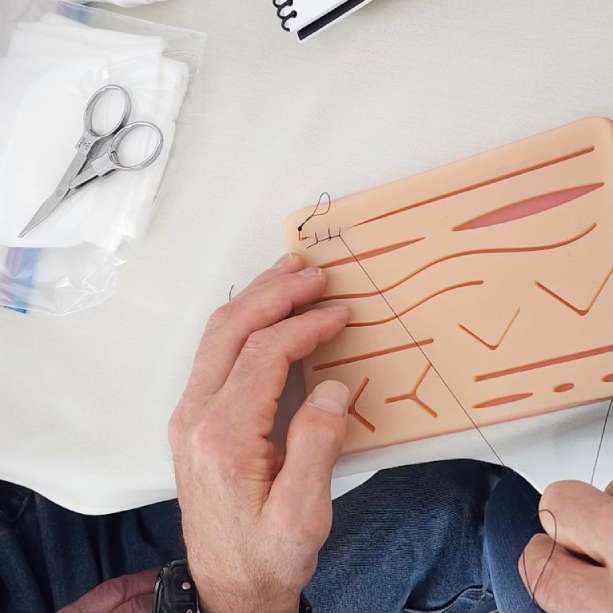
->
<box><xmin>190</xmin><ymin>422</ymin><xmax>218</xmax><ymax>454</ymax></box>
<box><xmin>296</xmin><ymin>517</ymin><xmax>330</xmax><ymax>548</ymax></box>
<box><xmin>167</xmin><ymin>409</ymin><xmax>185</xmax><ymax>450</ymax></box>
<box><xmin>206</xmin><ymin>303</ymin><xmax>235</xmax><ymax>333</ymax></box>
<box><xmin>188</xmin><ymin>420</ymin><xmax>228</xmax><ymax>466</ymax></box>
<box><xmin>275</xmin><ymin>504</ymin><xmax>330</xmax><ymax>548</ymax></box>
<box><xmin>167</xmin><ymin>416</ymin><xmax>180</xmax><ymax>450</ymax></box>
<box><xmin>243</xmin><ymin>328</ymin><xmax>279</xmax><ymax>354</ymax></box>
<box><xmin>299</xmin><ymin>414</ymin><xmax>341</xmax><ymax>449</ymax></box>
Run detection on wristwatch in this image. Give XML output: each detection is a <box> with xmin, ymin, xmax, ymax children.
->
<box><xmin>153</xmin><ymin>560</ymin><xmax>313</xmax><ymax>613</ymax></box>
<box><xmin>153</xmin><ymin>561</ymin><xmax>199</xmax><ymax>613</ymax></box>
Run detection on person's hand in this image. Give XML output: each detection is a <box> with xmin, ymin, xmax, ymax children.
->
<box><xmin>519</xmin><ymin>480</ymin><xmax>613</xmax><ymax>613</ymax></box>
<box><xmin>169</xmin><ymin>254</ymin><xmax>351</xmax><ymax>613</ymax></box>
<box><xmin>57</xmin><ymin>568</ymin><xmax>158</xmax><ymax>613</ymax></box>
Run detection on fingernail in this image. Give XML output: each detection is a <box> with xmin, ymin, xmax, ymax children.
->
<box><xmin>273</xmin><ymin>253</ymin><xmax>294</xmax><ymax>269</ymax></box>
<box><xmin>308</xmin><ymin>380</ymin><xmax>350</xmax><ymax>415</ymax></box>
<box><xmin>298</xmin><ymin>267</ymin><xmax>323</xmax><ymax>278</ymax></box>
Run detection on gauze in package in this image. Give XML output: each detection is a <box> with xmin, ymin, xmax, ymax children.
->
<box><xmin>0</xmin><ymin>1</ymin><xmax>205</xmax><ymax>315</ymax></box>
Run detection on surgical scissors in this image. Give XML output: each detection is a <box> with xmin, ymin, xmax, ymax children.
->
<box><xmin>19</xmin><ymin>84</ymin><xmax>164</xmax><ymax>238</ymax></box>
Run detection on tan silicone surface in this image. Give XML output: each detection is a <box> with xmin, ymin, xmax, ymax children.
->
<box><xmin>284</xmin><ymin>117</ymin><xmax>613</xmax><ymax>455</ymax></box>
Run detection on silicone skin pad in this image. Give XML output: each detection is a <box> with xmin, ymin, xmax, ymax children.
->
<box><xmin>285</xmin><ymin>118</ymin><xmax>613</xmax><ymax>455</ymax></box>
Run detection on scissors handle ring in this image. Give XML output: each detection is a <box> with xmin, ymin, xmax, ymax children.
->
<box><xmin>108</xmin><ymin>122</ymin><xmax>165</xmax><ymax>172</ymax></box>
<box><xmin>83</xmin><ymin>84</ymin><xmax>132</xmax><ymax>139</ymax></box>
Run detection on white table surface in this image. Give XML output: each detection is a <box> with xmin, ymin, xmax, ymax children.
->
<box><xmin>1</xmin><ymin>0</ymin><xmax>612</xmax><ymax>514</ymax></box>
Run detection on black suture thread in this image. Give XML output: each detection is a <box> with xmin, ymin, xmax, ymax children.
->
<box><xmin>590</xmin><ymin>397</ymin><xmax>612</xmax><ymax>485</ymax></box>
<box><xmin>308</xmin><ymin>231</ymin><xmax>320</xmax><ymax>249</ymax></box>
<box><xmin>521</xmin><ymin>509</ymin><xmax>558</xmax><ymax>613</ymax></box>
<box><xmin>338</xmin><ymin>234</ymin><xmax>506</xmax><ymax>467</ymax></box>
<box><xmin>298</xmin><ymin>192</ymin><xmax>332</xmax><ymax>237</ymax></box>
<box><xmin>228</xmin><ymin>284</ymin><xmax>235</xmax><ymax>302</ymax></box>
<box><xmin>307</xmin><ymin>226</ymin><xmax>342</xmax><ymax>249</ymax></box>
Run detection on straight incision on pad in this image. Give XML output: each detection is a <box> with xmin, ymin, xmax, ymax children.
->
<box><xmin>285</xmin><ymin>117</ymin><xmax>613</xmax><ymax>455</ymax></box>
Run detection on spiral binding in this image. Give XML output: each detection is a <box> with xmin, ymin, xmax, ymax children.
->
<box><xmin>272</xmin><ymin>0</ymin><xmax>298</xmax><ymax>32</ymax></box>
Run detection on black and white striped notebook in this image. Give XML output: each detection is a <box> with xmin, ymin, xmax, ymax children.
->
<box><xmin>272</xmin><ymin>0</ymin><xmax>373</xmax><ymax>40</ymax></box>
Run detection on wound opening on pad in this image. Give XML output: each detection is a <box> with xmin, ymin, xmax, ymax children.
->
<box><xmin>453</xmin><ymin>183</ymin><xmax>603</xmax><ymax>231</ymax></box>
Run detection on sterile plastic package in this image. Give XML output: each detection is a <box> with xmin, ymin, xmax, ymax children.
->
<box><xmin>82</xmin><ymin>0</ymin><xmax>166</xmax><ymax>6</ymax></box>
<box><xmin>0</xmin><ymin>0</ymin><xmax>206</xmax><ymax>315</ymax></box>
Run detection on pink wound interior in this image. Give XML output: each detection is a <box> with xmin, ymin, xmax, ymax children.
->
<box><xmin>453</xmin><ymin>183</ymin><xmax>604</xmax><ymax>231</ymax></box>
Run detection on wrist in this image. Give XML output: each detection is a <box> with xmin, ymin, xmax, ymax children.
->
<box><xmin>199</xmin><ymin>594</ymin><xmax>300</xmax><ymax>613</ymax></box>
<box><xmin>195</xmin><ymin>577</ymin><xmax>300</xmax><ymax>613</ymax></box>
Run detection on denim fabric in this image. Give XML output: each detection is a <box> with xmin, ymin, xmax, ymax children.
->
<box><xmin>0</xmin><ymin>481</ymin><xmax>185</xmax><ymax>612</ymax></box>
<box><xmin>307</xmin><ymin>460</ymin><xmax>504</xmax><ymax>613</ymax></box>
<box><xmin>0</xmin><ymin>461</ymin><xmax>542</xmax><ymax>613</ymax></box>
<box><xmin>484</xmin><ymin>470</ymin><xmax>543</xmax><ymax>613</ymax></box>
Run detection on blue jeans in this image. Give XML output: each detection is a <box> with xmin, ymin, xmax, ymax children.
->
<box><xmin>0</xmin><ymin>461</ymin><xmax>542</xmax><ymax>613</ymax></box>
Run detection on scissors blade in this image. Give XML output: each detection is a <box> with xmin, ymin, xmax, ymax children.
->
<box><xmin>18</xmin><ymin>149</ymin><xmax>91</xmax><ymax>238</ymax></box>
<box><xmin>69</xmin><ymin>165</ymin><xmax>103</xmax><ymax>191</ymax></box>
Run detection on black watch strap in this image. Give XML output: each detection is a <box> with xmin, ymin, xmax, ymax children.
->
<box><xmin>153</xmin><ymin>559</ymin><xmax>313</xmax><ymax>613</ymax></box>
<box><xmin>153</xmin><ymin>560</ymin><xmax>199</xmax><ymax>613</ymax></box>
<box><xmin>299</xmin><ymin>593</ymin><xmax>313</xmax><ymax>613</ymax></box>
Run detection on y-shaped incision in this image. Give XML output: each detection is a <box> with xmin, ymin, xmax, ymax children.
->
<box><xmin>384</xmin><ymin>364</ymin><xmax>438</xmax><ymax>418</ymax></box>
<box><xmin>349</xmin><ymin>377</ymin><xmax>376</xmax><ymax>433</ymax></box>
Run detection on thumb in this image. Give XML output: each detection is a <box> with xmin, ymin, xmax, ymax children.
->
<box><xmin>57</xmin><ymin>569</ymin><xmax>159</xmax><ymax>613</ymax></box>
<box><xmin>268</xmin><ymin>380</ymin><xmax>349</xmax><ymax>535</ymax></box>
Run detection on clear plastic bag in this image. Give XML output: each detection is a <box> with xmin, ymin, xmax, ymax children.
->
<box><xmin>0</xmin><ymin>0</ymin><xmax>206</xmax><ymax>314</ymax></box>
<box><xmin>81</xmin><ymin>0</ymin><xmax>167</xmax><ymax>6</ymax></box>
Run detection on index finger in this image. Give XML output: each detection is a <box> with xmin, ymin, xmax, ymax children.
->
<box><xmin>190</xmin><ymin>264</ymin><xmax>326</xmax><ymax>397</ymax></box>
<box><xmin>540</xmin><ymin>481</ymin><xmax>613</xmax><ymax>566</ymax></box>
<box><xmin>216</xmin><ymin>305</ymin><xmax>350</xmax><ymax>435</ymax></box>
